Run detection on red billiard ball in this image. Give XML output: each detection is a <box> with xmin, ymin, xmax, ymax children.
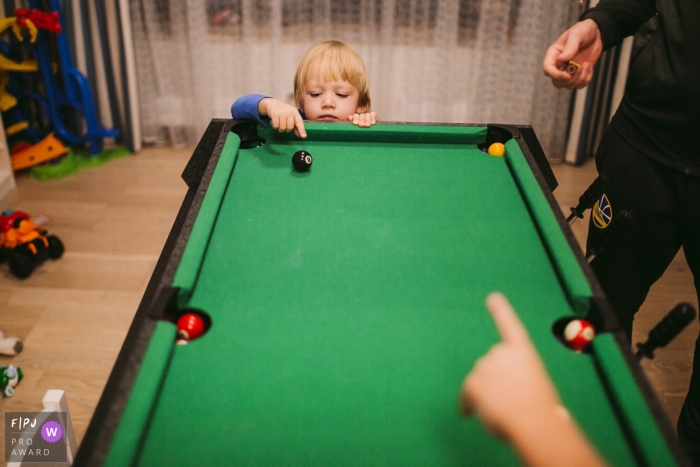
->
<box><xmin>176</xmin><ymin>313</ymin><xmax>206</xmax><ymax>342</ymax></box>
<box><xmin>564</xmin><ymin>319</ymin><xmax>595</xmax><ymax>351</ymax></box>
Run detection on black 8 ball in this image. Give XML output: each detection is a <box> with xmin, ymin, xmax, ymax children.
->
<box><xmin>292</xmin><ymin>150</ymin><xmax>313</xmax><ymax>171</ymax></box>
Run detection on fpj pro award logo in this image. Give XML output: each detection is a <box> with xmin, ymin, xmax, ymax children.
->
<box><xmin>5</xmin><ymin>412</ymin><xmax>68</xmax><ymax>463</ymax></box>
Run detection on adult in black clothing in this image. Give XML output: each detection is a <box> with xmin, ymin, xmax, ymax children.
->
<box><xmin>543</xmin><ymin>0</ymin><xmax>700</xmax><ymax>463</ymax></box>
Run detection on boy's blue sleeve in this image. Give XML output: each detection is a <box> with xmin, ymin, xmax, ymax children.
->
<box><xmin>231</xmin><ymin>94</ymin><xmax>271</xmax><ymax>125</ymax></box>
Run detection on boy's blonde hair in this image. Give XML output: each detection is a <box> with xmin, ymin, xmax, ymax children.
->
<box><xmin>294</xmin><ymin>41</ymin><xmax>371</xmax><ymax>113</ymax></box>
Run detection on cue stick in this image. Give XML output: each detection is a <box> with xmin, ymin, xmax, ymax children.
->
<box><xmin>567</xmin><ymin>173</ymin><xmax>610</xmax><ymax>225</ymax></box>
<box><xmin>635</xmin><ymin>303</ymin><xmax>697</xmax><ymax>360</ymax></box>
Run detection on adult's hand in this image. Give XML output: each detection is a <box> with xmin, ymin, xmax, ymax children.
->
<box><xmin>459</xmin><ymin>293</ymin><xmax>562</xmax><ymax>441</ymax></box>
<box><xmin>460</xmin><ymin>293</ymin><xmax>608</xmax><ymax>467</ymax></box>
<box><xmin>543</xmin><ymin>19</ymin><xmax>603</xmax><ymax>90</ymax></box>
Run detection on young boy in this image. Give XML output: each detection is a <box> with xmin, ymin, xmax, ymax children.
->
<box><xmin>231</xmin><ymin>41</ymin><xmax>378</xmax><ymax>139</ymax></box>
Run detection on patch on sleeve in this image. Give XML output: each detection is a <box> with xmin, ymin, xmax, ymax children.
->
<box><xmin>592</xmin><ymin>194</ymin><xmax>612</xmax><ymax>229</ymax></box>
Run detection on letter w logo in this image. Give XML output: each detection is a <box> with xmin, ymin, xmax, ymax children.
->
<box><xmin>46</xmin><ymin>428</ymin><xmax>58</xmax><ymax>437</ymax></box>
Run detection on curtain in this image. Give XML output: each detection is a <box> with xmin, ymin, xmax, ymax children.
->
<box><xmin>130</xmin><ymin>0</ymin><xmax>579</xmax><ymax>158</ymax></box>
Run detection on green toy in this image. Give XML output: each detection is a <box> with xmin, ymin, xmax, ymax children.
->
<box><xmin>29</xmin><ymin>146</ymin><xmax>130</xmax><ymax>180</ymax></box>
<box><xmin>1</xmin><ymin>364</ymin><xmax>23</xmax><ymax>397</ymax></box>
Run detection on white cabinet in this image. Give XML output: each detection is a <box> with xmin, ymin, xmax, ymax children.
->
<box><xmin>0</xmin><ymin>123</ymin><xmax>16</xmax><ymax>201</ymax></box>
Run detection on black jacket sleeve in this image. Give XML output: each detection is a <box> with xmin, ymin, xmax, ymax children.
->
<box><xmin>581</xmin><ymin>0</ymin><xmax>656</xmax><ymax>50</ymax></box>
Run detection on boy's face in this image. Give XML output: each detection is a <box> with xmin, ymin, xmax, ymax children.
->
<box><xmin>299</xmin><ymin>67</ymin><xmax>361</xmax><ymax>121</ymax></box>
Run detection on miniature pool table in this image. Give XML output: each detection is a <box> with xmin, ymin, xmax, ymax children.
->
<box><xmin>75</xmin><ymin>120</ymin><xmax>684</xmax><ymax>466</ymax></box>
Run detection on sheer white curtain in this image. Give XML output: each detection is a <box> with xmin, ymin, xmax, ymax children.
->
<box><xmin>130</xmin><ymin>0</ymin><xmax>578</xmax><ymax>158</ymax></box>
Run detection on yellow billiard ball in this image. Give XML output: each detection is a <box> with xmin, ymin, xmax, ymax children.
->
<box><xmin>488</xmin><ymin>143</ymin><xmax>505</xmax><ymax>156</ymax></box>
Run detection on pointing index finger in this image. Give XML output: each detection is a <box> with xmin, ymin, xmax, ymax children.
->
<box><xmin>485</xmin><ymin>293</ymin><xmax>531</xmax><ymax>346</ymax></box>
<box><xmin>294</xmin><ymin>113</ymin><xmax>307</xmax><ymax>138</ymax></box>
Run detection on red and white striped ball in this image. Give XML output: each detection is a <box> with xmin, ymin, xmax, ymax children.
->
<box><xmin>563</xmin><ymin>319</ymin><xmax>595</xmax><ymax>351</ymax></box>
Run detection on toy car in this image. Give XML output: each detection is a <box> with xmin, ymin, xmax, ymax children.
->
<box><xmin>0</xmin><ymin>209</ymin><xmax>64</xmax><ymax>278</ymax></box>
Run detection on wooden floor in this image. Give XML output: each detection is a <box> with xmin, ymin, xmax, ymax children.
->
<box><xmin>0</xmin><ymin>146</ymin><xmax>697</xmax><ymax>455</ymax></box>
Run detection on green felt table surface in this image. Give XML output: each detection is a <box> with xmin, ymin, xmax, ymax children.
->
<box><xmin>105</xmin><ymin>123</ymin><xmax>676</xmax><ymax>467</ymax></box>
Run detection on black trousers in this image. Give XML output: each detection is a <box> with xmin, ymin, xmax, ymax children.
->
<box><xmin>586</xmin><ymin>128</ymin><xmax>700</xmax><ymax>463</ymax></box>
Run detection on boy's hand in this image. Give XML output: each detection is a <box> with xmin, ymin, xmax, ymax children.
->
<box><xmin>349</xmin><ymin>112</ymin><xmax>378</xmax><ymax>128</ymax></box>
<box><xmin>459</xmin><ymin>293</ymin><xmax>563</xmax><ymax>441</ymax></box>
<box><xmin>258</xmin><ymin>98</ymin><xmax>307</xmax><ymax>138</ymax></box>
